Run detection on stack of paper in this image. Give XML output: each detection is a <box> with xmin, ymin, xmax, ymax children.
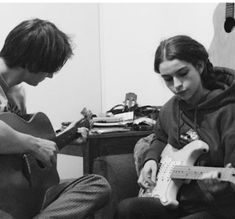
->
<box><xmin>92</xmin><ymin>111</ymin><xmax>134</xmax><ymax>127</ymax></box>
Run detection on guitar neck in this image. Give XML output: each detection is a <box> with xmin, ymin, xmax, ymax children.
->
<box><xmin>226</xmin><ymin>3</ymin><xmax>234</xmax><ymax>18</ymax></box>
<box><xmin>54</xmin><ymin>122</ymin><xmax>81</xmax><ymax>150</ymax></box>
<box><xmin>53</xmin><ymin>108</ymin><xmax>92</xmax><ymax>150</ymax></box>
<box><xmin>171</xmin><ymin>165</ymin><xmax>234</xmax><ymax>182</ymax></box>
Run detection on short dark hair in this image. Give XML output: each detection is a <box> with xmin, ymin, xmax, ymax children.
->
<box><xmin>154</xmin><ymin>35</ymin><xmax>216</xmax><ymax>90</ymax></box>
<box><xmin>0</xmin><ymin>18</ymin><xmax>73</xmax><ymax>74</ymax></box>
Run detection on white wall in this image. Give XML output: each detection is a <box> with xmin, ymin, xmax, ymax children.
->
<box><xmin>0</xmin><ymin>3</ymin><xmax>219</xmax><ymax>177</ymax></box>
<box><xmin>0</xmin><ymin>3</ymin><xmax>218</xmax><ymax>127</ymax></box>
<box><xmin>99</xmin><ymin>3</ymin><xmax>217</xmax><ymax>112</ymax></box>
<box><xmin>0</xmin><ymin>3</ymin><xmax>102</xmax><ymax>129</ymax></box>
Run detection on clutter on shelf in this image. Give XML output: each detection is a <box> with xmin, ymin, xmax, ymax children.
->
<box><xmin>59</xmin><ymin>93</ymin><xmax>161</xmax><ymax>135</ymax></box>
<box><xmin>91</xmin><ymin>92</ymin><xmax>161</xmax><ymax>134</ymax></box>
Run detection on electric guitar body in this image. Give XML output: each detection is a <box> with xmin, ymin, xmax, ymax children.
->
<box><xmin>208</xmin><ymin>3</ymin><xmax>235</xmax><ymax>69</ymax></box>
<box><xmin>139</xmin><ymin>140</ymin><xmax>235</xmax><ymax>209</ymax></box>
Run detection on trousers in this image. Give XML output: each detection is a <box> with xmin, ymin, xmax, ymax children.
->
<box><xmin>0</xmin><ymin>174</ymin><xmax>111</xmax><ymax>219</ymax></box>
<box><xmin>33</xmin><ymin>174</ymin><xmax>111</xmax><ymax>219</ymax></box>
<box><xmin>114</xmin><ymin>197</ymin><xmax>235</xmax><ymax>219</ymax></box>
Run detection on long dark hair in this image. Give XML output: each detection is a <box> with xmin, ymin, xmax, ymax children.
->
<box><xmin>0</xmin><ymin>18</ymin><xmax>73</xmax><ymax>74</ymax></box>
<box><xmin>154</xmin><ymin>35</ymin><xmax>216</xmax><ymax>90</ymax></box>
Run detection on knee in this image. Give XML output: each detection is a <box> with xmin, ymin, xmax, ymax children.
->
<box><xmin>89</xmin><ymin>174</ymin><xmax>111</xmax><ymax>191</ymax></box>
<box><xmin>87</xmin><ymin>174</ymin><xmax>112</xmax><ymax>202</ymax></box>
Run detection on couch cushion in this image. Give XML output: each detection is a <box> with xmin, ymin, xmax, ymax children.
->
<box><xmin>133</xmin><ymin>133</ymin><xmax>155</xmax><ymax>176</ymax></box>
<box><xmin>93</xmin><ymin>153</ymin><xmax>139</xmax><ymax>219</ymax></box>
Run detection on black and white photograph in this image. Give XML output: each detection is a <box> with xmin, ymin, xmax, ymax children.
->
<box><xmin>0</xmin><ymin>1</ymin><xmax>234</xmax><ymax>219</ymax></box>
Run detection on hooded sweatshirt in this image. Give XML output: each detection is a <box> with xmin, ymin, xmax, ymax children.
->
<box><xmin>144</xmin><ymin>67</ymin><xmax>235</xmax><ymax>215</ymax></box>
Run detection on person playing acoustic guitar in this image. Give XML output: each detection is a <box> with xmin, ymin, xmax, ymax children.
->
<box><xmin>115</xmin><ymin>35</ymin><xmax>235</xmax><ymax>219</ymax></box>
<box><xmin>0</xmin><ymin>18</ymin><xmax>111</xmax><ymax>219</ymax></box>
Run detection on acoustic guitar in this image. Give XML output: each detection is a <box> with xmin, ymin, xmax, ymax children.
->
<box><xmin>139</xmin><ymin>140</ymin><xmax>235</xmax><ymax>208</ymax></box>
<box><xmin>0</xmin><ymin>110</ymin><xmax>91</xmax><ymax>219</ymax></box>
<box><xmin>208</xmin><ymin>3</ymin><xmax>235</xmax><ymax>69</ymax></box>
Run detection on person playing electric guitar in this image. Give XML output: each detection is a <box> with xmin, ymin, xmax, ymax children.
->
<box><xmin>0</xmin><ymin>18</ymin><xmax>110</xmax><ymax>219</ymax></box>
<box><xmin>115</xmin><ymin>35</ymin><xmax>235</xmax><ymax>219</ymax></box>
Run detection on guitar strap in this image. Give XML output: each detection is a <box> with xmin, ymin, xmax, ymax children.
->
<box><xmin>0</xmin><ymin>74</ymin><xmax>9</xmax><ymax>93</ymax></box>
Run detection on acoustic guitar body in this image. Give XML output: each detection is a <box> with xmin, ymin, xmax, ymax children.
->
<box><xmin>208</xmin><ymin>3</ymin><xmax>235</xmax><ymax>69</ymax></box>
<box><xmin>0</xmin><ymin>112</ymin><xmax>59</xmax><ymax>219</ymax></box>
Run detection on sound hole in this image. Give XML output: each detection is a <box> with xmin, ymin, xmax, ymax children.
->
<box><xmin>224</xmin><ymin>17</ymin><xmax>235</xmax><ymax>33</ymax></box>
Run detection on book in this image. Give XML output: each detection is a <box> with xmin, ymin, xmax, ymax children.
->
<box><xmin>90</xmin><ymin>127</ymin><xmax>131</xmax><ymax>134</ymax></box>
<box><xmin>92</xmin><ymin>111</ymin><xmax>134</xmax><ymax>127</ymax></box>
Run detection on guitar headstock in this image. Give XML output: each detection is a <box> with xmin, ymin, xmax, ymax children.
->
<box><xmin>225</xmin><ymin>167</ymin><xmax>235</xmax><ymax>184</ymax></box>
<box><xmin>78</xmin><ymin>107</ymin><xmax>93</xmax><ymax>129</ymax></box>
<box><xmin>56</xmin><ymin>107</ymin><xmax>94</xmax><ymax>148</ymax></box>
<box><xmin>60</xmin><ymin>107</ymin><xmax>93</xmax><ymax>132</ymax></box>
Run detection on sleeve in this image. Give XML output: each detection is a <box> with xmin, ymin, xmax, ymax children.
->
<box><xmin>220</xmin><ymin>106</ymin><xmax>235</xmax><ymax>167</ymax></box>
<box><xmin>7</xmin><ymin>85</ymin><xmax>27</xmax><ymax>115</ymax></box>
<box><xmin>143</xmin><ymin>112</ymin><xmax>168</xmax><ymax>164</ymax></box>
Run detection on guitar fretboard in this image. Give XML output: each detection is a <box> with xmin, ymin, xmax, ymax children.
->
<box><xmin>171</xmin><ymin>165</ymin><xmax>235</xmax><ymax>182</ymax></box>
<box><xmin>55</xmin><ymin>124</ymin><xmax>80</xmax><ymax>150</ymax></box>
<box><xmin>226</xmin><ymin>3</ymin><xmax>234</xmax><ymax>18</ymax></box>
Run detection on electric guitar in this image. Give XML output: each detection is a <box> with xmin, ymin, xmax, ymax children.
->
<box><xmin>208</xmin><ymin>3</ymin><xmax>235</xmax><ymax>69</ymax></box>
<box><xmin>139</xmin><ymin>140</ymin><xmax>235</xmax><ymax>208</ymax></box>
<box><xmin>0</xmin><ymin>109</ymin><xmax>91</xmax><ymax>219</ymax></box>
